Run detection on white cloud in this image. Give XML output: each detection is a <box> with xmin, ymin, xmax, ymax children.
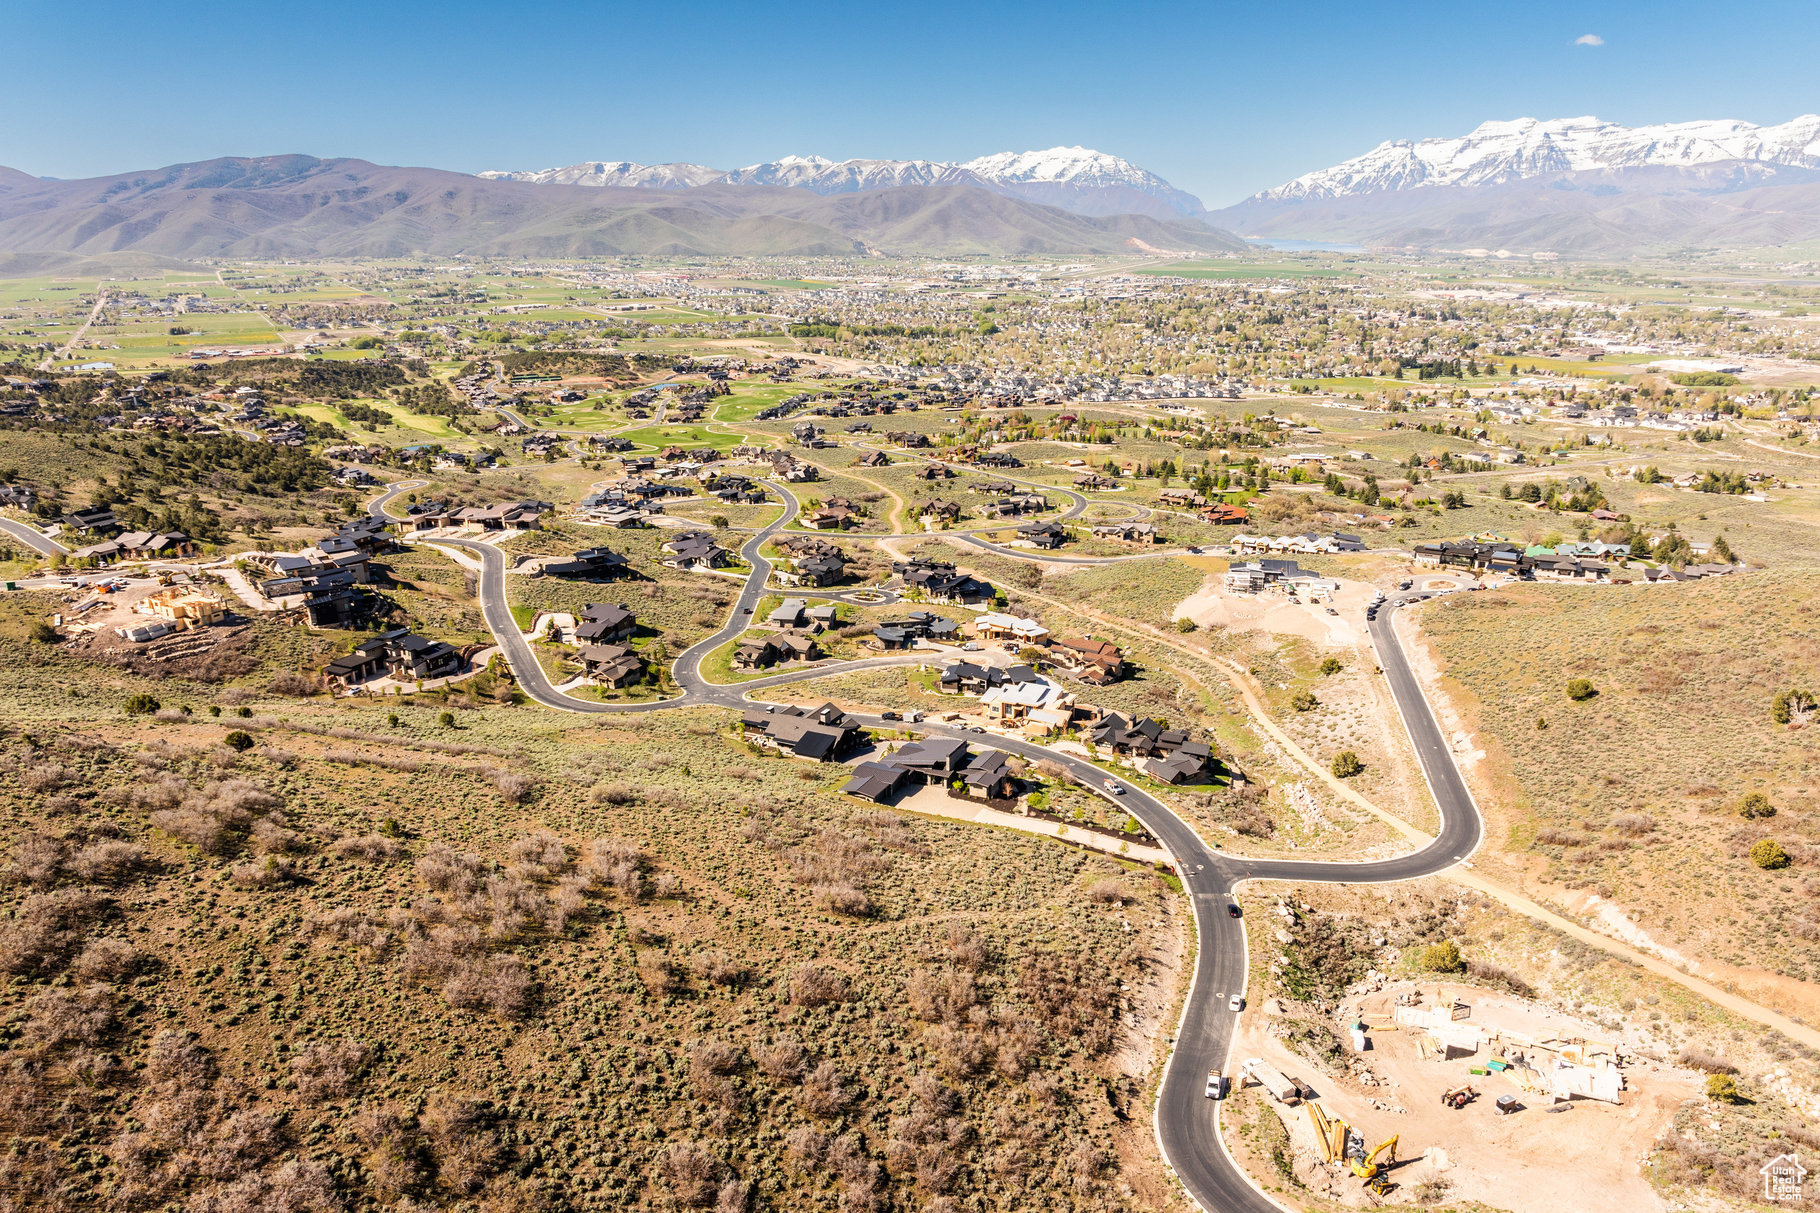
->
<box><xmin>1574</xmin><ymin>33</ymin><xmax>1605</xmax><ymax>46</ymax></box>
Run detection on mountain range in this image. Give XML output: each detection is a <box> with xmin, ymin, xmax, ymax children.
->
<box><xmin>0</xmin><ymin>155</ymin><xmax>1247</xmax><ymax>267</ymax></box>
<box><xmin>480</xmin><ymin>147</ymin><xmax>1207</xmax><ymax>221</ymax></box>
<box><xmin>1213</xmin><ymin>115</ymin><xmax>1820</xmax><ymax>254</ymax></box>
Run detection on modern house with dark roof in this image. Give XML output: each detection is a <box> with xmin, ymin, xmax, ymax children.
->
<box><xmin>740</xmin><ymin>703</ymin><xmax>863</xmax><ymax>761</ymax></box>
<box><xmin>576</xmin><ymin>603</ymin><xmax>637</xmax><ymax>644</ymax></box>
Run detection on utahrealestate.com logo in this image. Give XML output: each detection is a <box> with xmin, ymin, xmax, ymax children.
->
<box><xmin>1763</xmin><ymin>1153</ymin><xmax>1808</xmax><ymax>1202</ymax></box>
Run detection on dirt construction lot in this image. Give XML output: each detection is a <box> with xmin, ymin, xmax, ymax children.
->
<box><xmin>1234</xmin><ymin>980</ymin><xmax>1699</xmax><ymax>1210</ymax></box>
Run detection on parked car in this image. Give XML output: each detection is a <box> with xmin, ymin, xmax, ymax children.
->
<box><xmin>962</xmin><ymin>642</ymin><xmax>979</xmax><ymax>651</ymax></box>
<box><xmin>1229</xmin><ymin>994</ymin><xmax>1245</xmax><ymax>1012</ymax></box>
<box><xmin>1205</xmin><ymin>1069</ymin><xmax>1224</xmax><ymax>1099</ymax></box>
<box><xmin>1399</xmin><ymin>579</ymin><xmax>1412</xmax><ymax>590</ymax></box>
<box><xmin>1325</xmin><ymin>607</ymin><xmax>1338</xmax><ymax>616</ymax></box>
<box><xmin>1103</xmin><ymin>779</ymin><xmax>1124</xmax><ymax>796</ymax></box>
<box><xmin>879</xmin><ymin>711</ymin><xmax>901</xmax><ymax>721</ymax></box>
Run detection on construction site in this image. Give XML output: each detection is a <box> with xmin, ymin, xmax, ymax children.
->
<box><xmin>1230</xmin><ymin>980</ymin><xmax>1699</xmax><ymax>1209</ymax></box>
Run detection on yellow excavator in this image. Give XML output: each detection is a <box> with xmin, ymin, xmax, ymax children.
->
<box><xmin>1350</xmin><ymin>1134</ymin><xmax>1398</xmax><ymax>1183</ymax></box>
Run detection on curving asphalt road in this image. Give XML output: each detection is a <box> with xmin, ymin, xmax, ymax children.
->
<box><xmin>370</xmin><ymin>476</ymin><xmax>1483</xmax><ymax>1213</ymax></box>
<box><xmin>0</xmin><ymin>517</ymin><xmax>68</xmax><ymax>557</ymax></box>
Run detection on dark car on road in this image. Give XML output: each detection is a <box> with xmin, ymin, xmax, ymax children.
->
<box><xmin>1227</xmin><ymin>903</ymin><xmax>1242</xmax><ymax>918</ymax></box>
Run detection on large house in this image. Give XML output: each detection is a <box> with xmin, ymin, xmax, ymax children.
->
<box><xmin>1088</xmin><ymin>713</ymin><xmax>1220</xmax><ymax>783</ymax></box>
<box><xmin>1046</xmin><ymin>635</ymin><xmax>1127</xmax><ymax>685</ymax></box>
<box><xmin>542</xmin><ymin>548</ymin><xmax>630</xmax><ymax>579</ymax></box>
<box><xmin>576</xmin><ymin>603</ymin><xmax>637</xmax><ymax>644</ymax></box>
<box><xmin>872</xmin><ymin>610</ymin><xmax>959</xmax><ymax>650</ymax></box>
<box><xmin>973</xmin><ymin>612</ymin><xmax>1049</xmax><ymax>644</ymax></box>
<box><xmin>734</xmin><ymin>631</ymin><xmax>820</xmax><ymax>669</ymax></box>
<box><xmin>1090</xmin><ymin>522</ymin><xmax>1160</xmax><ymax>545</ymax></box>
<box><xmin>1412</xmin><ymin>540</ymin><xmax>1616</xmax><ymax>582</ymax></box>
<box><xmin>894</xmin><ymin>559</ymin><xmax>992</xmax><ymax>605</ymax></box>
<box><xmin>1016</xmin><ymin>520</ymin><xmax>1068</xmax><ymax>549</ymax></box>
<box><xmin>324</xmin><ymin>630</ymin><xmax>463</xmax><ymax>689</ymax></box>
<box><xmin>842</xmin><ymin>737</ymin><xmax>1020</xmax><ymax>803</ymax></box>
<box><xmin>662</xmin><ymin>531</ymin><xmax>733</xmax><ymax>571</ymax></box>
<box><xmin>577</xmin><ymin>643</ymin><xmax>645</xmax><ymax>688</ymax></box>
<box><xmin>741</xmin><ymin>702</ymin><xmax>863</xmax><ymax>761</ymax></box>
<box><xmin>1231</xmin><ymin>532</ymin><xmax>1366</xmax><ymax>555</ymax></box>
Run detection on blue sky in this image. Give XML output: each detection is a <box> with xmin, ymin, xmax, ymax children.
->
<box><xmin>8</xmin><ymin>0</ymin><xmax>1818</xmax><ymax>206</ymax></box>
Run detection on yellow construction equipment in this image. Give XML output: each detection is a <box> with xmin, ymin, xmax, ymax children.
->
<box><xmin>1350</xmin><ymin>1134</ymin><xmax>1398</xmax><ymax>1181</ymax></box>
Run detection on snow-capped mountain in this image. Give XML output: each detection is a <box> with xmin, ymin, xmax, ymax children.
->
<box><xmin>476</xmin><ymin>161</ymin><xmax>720</xmax><ymax>189</ymax></box>
<box><xmin>475</xmin><ymin>147</ymin><xmax>1206</xmax><ymax>220</ymax></box>
<box><xmin>717</xmin><ymin>154</ymin><xmax>983</xmax><ymax>192</ymax></box>
<box><xmin>1258</xmin><ymin>115</ymin><xmax>1820</xmax><ymax>201</ymax></box>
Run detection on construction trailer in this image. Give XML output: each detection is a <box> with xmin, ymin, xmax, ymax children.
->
<box><xmin>1239</xmin><ymin>1058</ymin><xmax>1301</xmax><ymax>1105</ymax></box>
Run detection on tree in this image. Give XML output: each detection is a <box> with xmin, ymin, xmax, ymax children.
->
<box><xmin>223</xmin><ymin>731</ymin><xmax>255</xmax><ymax>752</ymax></box>
<box><xmin>1290</xmin><ymin>690</ymin><xmax>1320</xmax><ymax>712</ymax></box>
<box><xmin>1711</xmin><ymin>533</ymin><xmax>1736</xmax><ymax>563</ymax></box>
<box><xmin>1318</xmin><ymin>657</ymin><xmax>1343</xmax><ymax>676</ymax></box>
<box><xmin>438</xmin><ymin>711</ymin><xmax>456</xmax><ymax>728</ymax></box>
<box><xmin>1331</xmin><ymin>751</ymin><xmax>1364</xmax><ymax>779</ymax></box>
<box><xmin>1772</xmin><ymin>688</ymin><xmax>1816</xmax><ymax>726</ymax></box>
<box><xmin>1419</xmin><ymin>941</ymin><xmax>1463</xmax><ymax>973</ymax></box>
<box><xmin>709</xmin><ymin>514</ymin><xmax>730</xmax><ymax>529</ymax></box>
<box><xmin>1565</xmin><ymin>678</ymin><xmax>1598</xmax><ymax>702</ymax></box>
<box><xmin>27</xmin><ymin>621</ymin><xmax>59</xmax><ymax>644</ymax></box>
<box><xmin>1705</xmin><ymin>1073</ymin><xmax>1743</xmax><ymax>1103</ymax></box>
<box><xmin>1737</xmin><ymin>792</ymin><xmax>1776</xmax><ymax>820</ymax></box>
<box><xmin>123</xmin><ymin>693</ymin><xmax>160</xmax><ymax>716</ymax></box>
<box><xmin>1752</xmin><ymin>839</ymin><xmax>1791</xmax><ymax>870</ymax></box>
<box><xmin>1175</xmin><ymin>617</ymin><xmax>1198</xmax><ymax>633</ymax></box>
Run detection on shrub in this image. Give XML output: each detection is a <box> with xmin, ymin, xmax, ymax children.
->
<box><xmin>331</xmin><ymin>834</ymin><xmax>403</xmax><ymax>861</ymax></box>
<box><xmin>1565</xmin><ymin>678</ymin><xmax>1598</xmax><ymax>702</ymax></box>
<box><xmin>789</xmin><ymin>963</ymin><xmax>851</xmax><ymax>1007</ymax></box>
<box><xmin>290</xmin><ymin>1038</ymin><xmax>370</xmax><ymax>1101</ymax></box>
<box><xmin>1086</xmin><ymin>879</ymin><xmax>1128</xmax><ymax>906</ymax></box>
<box><xmin>1752</xmin><ymin>839</ymin><xmax>1792</xmax><ymax>870</ymax></box>
<box><xmin>27</xmin><ymin>621</ymin><xmax>59</xmax><ymax>644</ymax></box>
<box><xmin>1419</xmin><ymin>940</ymin><xmax>1463</xmax><ymax>973</ymax></box>
<box><xmin>22</xmin><ymin>983</ymin><xmax>117</xmax><ymax>1050</ymax></box>
<box><xmin>1610</xmin><ymin>814</ymin><xmax>1656</xmax><ymax>838</ymax></box>
<box><xmin>1705</xmin><ymin>1073</ymin><xmax>1743</xmax><ymax>1103</ymax></box>
<box><xmin>1318</xmin><ymin>657</ymin><xmax>1343</xmax><ymax>676</ymax></box>
<box><xmin>1330</xmin><ymin>751</ymin><xmax>1364</xmax><ymax>779</ymax></box>
<box><xmin>267</xmin><ymin>670</ymin><xmax>317</xmax><ymax>697</ymax></box>
<box><xmin>1738</xmin><ymin>792</ymin><xmax>1776</xmax><ymax>820</ymax></box>
<box><xmin>494</xmin><ymin>770</ymin><xmax>537</xmax><ymax>806</ymax></box>
<box><xmin>1679</xmin><ymin>1049</ymin><xmax>1738</xmax><ymax>1075</ymax></box>
<box><xmin>1290</xmin><ymin>690</ymin><xmax>1319</xmax><ymax>712</ymax></box>
<box><xmin>0</xmin><ymin>888</ymin><xmax>102</xmax><ymax>975</ymax></box>
<box><xmin>123</xmin><ymin>693</ymin><xmax>161</xmax><ymax>716</ymax></box>
<box><xmin>438</xmin><ymin>712</ymin><xmax>456</xmax><ymax>728</ymax></box>
<box><xmin>223</xmin><ymin>730</ymin><xmax>255</xmax><ymax>752</ymax></box>
<box><xmin>71</xmin><ymin>936</ymin><xmax>143</xmax><ymax>982</ymax></box>
<box><xmin>1175</xmin><ymin>617</ymin><xmax>1198</xmax><ymax>633</ymax></box>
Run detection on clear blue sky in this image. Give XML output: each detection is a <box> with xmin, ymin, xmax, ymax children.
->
<box><xmin>9</xmin><ymin>0</ymin><xmax>1818</xmax><ymax>206</ymax></box>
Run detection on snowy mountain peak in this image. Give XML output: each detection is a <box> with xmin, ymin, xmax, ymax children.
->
<box><xmin>1258</xmin><ymin>114</ymin><xmax>1820</xmax><ymax>201</ymax></box>
<box><xmin>964</xmin><ymin>146</ymin><xmax>1149</xmax><ymax>185</ymax></box>
<box><xmin>476</xmin><ymin>147</ymin><xmax>1206</xmax><ymax>219</ymax></box>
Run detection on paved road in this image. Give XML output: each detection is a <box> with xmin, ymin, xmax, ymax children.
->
<box><xmin>0</xmin><ymin>518</ymin><xmax>67</xmax><ymax>557</ymax></box>
<box><xmin>39</xmin><ymin>288</ymin><xmax>110</xmax><ymax>372</ymax></box>
<box><xmin>371</xmin><ymin>477</ymin><xmax>1482</xmax><ymax>1212</ymax></box>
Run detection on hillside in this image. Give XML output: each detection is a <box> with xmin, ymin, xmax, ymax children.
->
<box><xmin>0</xmin><ymin>156</ymin><xmax>1247</xmax><ymax>261</ymax></box>
<box><xmin>1416</xmin><ymin>575</ymin><xmax>1820</xmax><ymax>1000</ymax></box>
